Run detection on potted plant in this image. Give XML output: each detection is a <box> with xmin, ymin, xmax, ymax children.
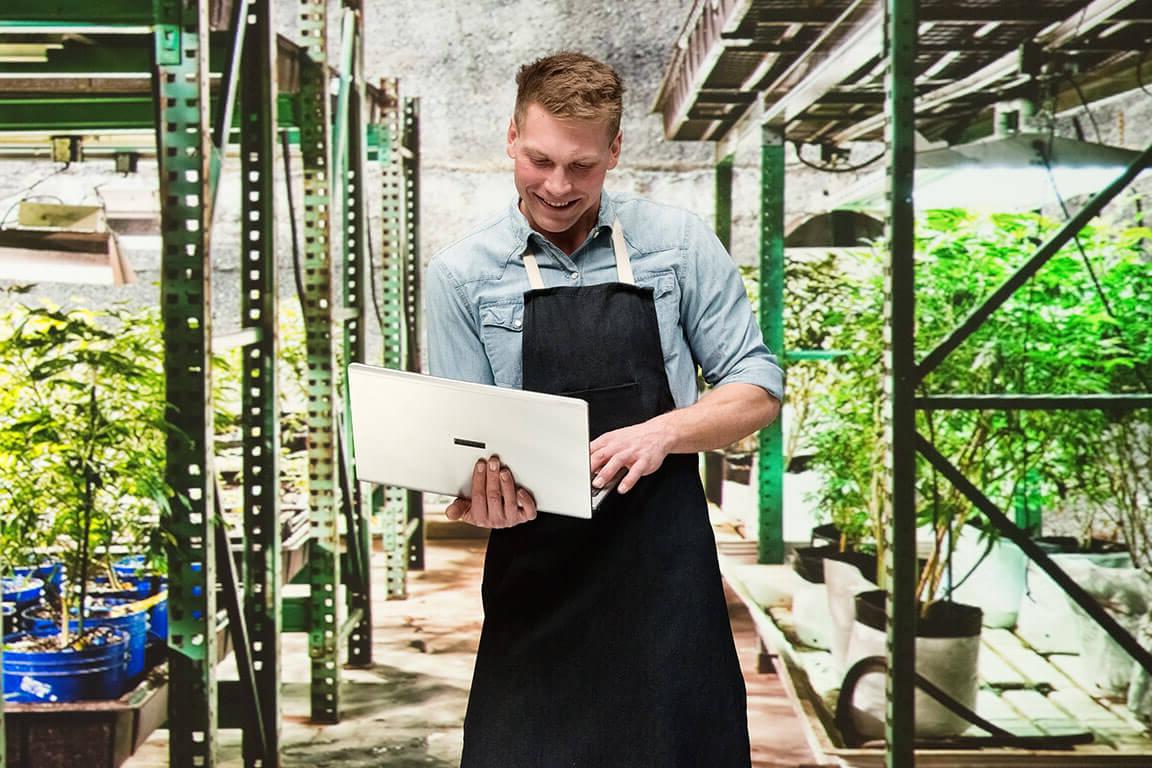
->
<box><xmin>0</xmin><ymin>301</ymin><xmax>170</xmax><ymax>697</ymax></box>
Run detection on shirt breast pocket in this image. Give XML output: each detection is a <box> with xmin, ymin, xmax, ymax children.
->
<box><xmin>636</xmin><ymin>270</ymin><xmax>682</xmax><ymax>363</ymax></box>
<box><xmin>479</xmin><ymin>301</ymin><xmax>524</xmax><ymax>387</ymax></box>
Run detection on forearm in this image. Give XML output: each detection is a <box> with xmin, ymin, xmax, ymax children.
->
<box><xmin>651</xmin><ymin>383</ymin><xmax>780</xmax><ymax>454</ymax></box>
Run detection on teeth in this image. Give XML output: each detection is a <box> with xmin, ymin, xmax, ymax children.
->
<box><xmin>540</xmin><ymin>197</ymin><xmax>573</xmax><ymax>209</ymax></box>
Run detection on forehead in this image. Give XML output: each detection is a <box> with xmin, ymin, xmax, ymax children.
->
<box><xmin>516</xmin><ymin>103</ymin><xmax>615</xmax><ymax>157</ymax></box>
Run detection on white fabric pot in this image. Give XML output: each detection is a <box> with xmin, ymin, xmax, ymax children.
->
<box><xmin>938</xmin><ymin>525</ymin><xmax>1027</xmax><ymax>628</ymax></box>
<box><xmin>1017</xmin><ymin>551</ymin><xmax>1131</xmax><ymax>653</ymax></box>
<box><xmin>843</xmin><ymin>593</ymin><xmax>982</xmax><ymax>740</ymax></box>
<box><xmin>791</xmin><ymin>579</ymin><xmax>833</xmax><ymax>650</ymax></box>
<box><xmin>1066</xmin><ymin>562</ymin><xmax>1152</xmax><ymax>696</ymax></box>
<box><xmin>824</xmin><ymin>558</ymin><xmax>875</xmax><ymax>673</ymax></box>
<box><xmin>1129</xmin><ymin>618</ymin><xmax>1152</xmax><ymax>725</ymax></box>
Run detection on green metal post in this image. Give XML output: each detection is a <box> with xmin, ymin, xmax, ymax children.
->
<box><xmin>757</xmin><ymin>125</ymin><xmax>785</xmax><ymax>565</ymax></box>
<box><xmin>715</xmin><ymin>153</ymin><xmax>734</xmax><ymax>252</ymax></box>
<box><xmin>378</xmin><ymin>81</ymin><xmax>410</xmax><ymax>599</ymax></box>
<box><xmin>343</xmin><ymin>12</ymin><xmax>373</xmax><ymax>668</ymax></box>
<box><xmin>240</xmin><ymin>0</ymin><xmax>281</xmax><ymax>762</ymax></box>
<box><xmin>298</xmin><ymin>0</ymin><xmax>341</xmax><ymax>724</ymax></box>
<box><xmin>709</xmin><ymin>151</ymin><xmax>735</xmax><ymax>509</ymax></box>
<box><xmin>153</xmin><ymin>0</ymin><xmax>218</xmax><ymax>764</ymax></box>
<box><xmin>884</xmin><ymin>0</ymin><xmax>919</xmax><ymax>765</ymax></box>
<box><xmin>402</xmin><ymin>97</ymin><xmax>425</xmax><ymax>572</ymax></box>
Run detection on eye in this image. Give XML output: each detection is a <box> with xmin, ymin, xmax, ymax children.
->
<box><xmin>572</xmin><ymin>163</ymin><xmax>593</xmax><ymax>171</ymax></box>
<box><xmin>530</xmin><ymin>157</ymin><xmax>551</xmax><ymax>167</ymax></box>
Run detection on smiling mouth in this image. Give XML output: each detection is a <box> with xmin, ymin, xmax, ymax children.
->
<box><xmin>535</xmin><ymin>194</ymin><xmax>578</xmax><ymax>210</ymax></box>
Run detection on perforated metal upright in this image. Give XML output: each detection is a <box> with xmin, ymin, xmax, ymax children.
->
<box><xmin>401</xmin><ymin>96</ymin><xmax>425</xmax><ymax>572</ymax></box>
<box><xmin>376</xmin><ymin>80</ymin><xmax>417</xmax><ymax>599</ymax></box>
<box><xmin>757</xmin><ymin>125</ymin><xmax>786</xmax><ymax>565</ymax></box>
<box><xmin>883</xmin><ymin>0</ymin><xmax>919</xmax><ymax>764</ymax></box>
<box><xmin>337</xmin><ymin>6</ymin><xmax>373</xmax><ymax>668</ymax></box>
<box><xmin>239</xmin><ymin>0</ymin><xmax>282</xmax><ymax>761</ymax></box>
<box><xmin>153</xmin><ymin>0</ymin><xmax>219</xmax><ymax>763</ymax></box>
<box><xmin>297</xmin><ymin>0</ymin><xmax>341</xmax><ymax>724</ymax></box>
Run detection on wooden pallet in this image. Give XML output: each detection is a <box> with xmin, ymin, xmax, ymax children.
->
<box><xmin>719</xmin><ymin>556</ymin><xmax>1152</xmax><ymax>768</ymax></box>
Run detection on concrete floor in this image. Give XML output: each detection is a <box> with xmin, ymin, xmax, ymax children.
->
<box><xmin>126</xmin><ymin>534</ymin><xmax>818</xmax><ymax>767</ymax></box>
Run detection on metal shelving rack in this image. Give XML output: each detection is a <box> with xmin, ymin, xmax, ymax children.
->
<box><xmin>656</xmin><ymin>2</ymin><xmax>1152</xmax><ymax>766</ymax></box>
<box><xmin>0</xmin><ymin>1</ymin><xmax>421</xmax><ymax>765</ymax></box>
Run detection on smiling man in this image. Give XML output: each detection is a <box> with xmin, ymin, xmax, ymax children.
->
<box><xmin>425</xmin><ymin>52</ymin><xmax>783</xmax><ymax>767</ymax></box>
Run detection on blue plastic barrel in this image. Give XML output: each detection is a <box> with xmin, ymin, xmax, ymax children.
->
<box><xmin>2</xmin><ymin>577</ymin><xmax>44</xmax><ymax>609</ymax></box>
<box><xmin>13</xmin><ymin>562</ymin><xmax>62</xmax><ymax>586</ymax></box>
<box><xmin>89</xmin><ymin>574</ymin><xmax>168</xmax><ymax>643</ymax></box>
<box><xmin>23</xmin><ymin>599</ymin><xmax>149</xmax><ymax>685</ymax></box>
<box><xmin>3</xmin><ymin>630</ymin><xmax>129</xmax><ymax>703</ymax></box>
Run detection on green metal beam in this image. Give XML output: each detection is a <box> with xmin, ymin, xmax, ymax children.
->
<box><xmin>376</xmin><ymin>80</ymin><xmax>410</xmax><ymax>599</ymax></box>
<box><xmin>402</xmin><ymin>96</ymin><xmax>426</xmax><ymax>572</ymax></box>
<box><xmin>298</xmin><ymin>0</ymin><xmax>341</xmax><ymax>726</ymax></box>
<box><xmin>342</xmin><ymin>10</ymin><xmax>373</xmax><ymax>669</ymax></box>
<box><xmin>154</xmin><ymin>0</ymin><xmax>218</xmax><ymax>765</ymax></box>
<box><xmin>239</xmin><ymin>0</ymin><xmax>281</xmax><ymax>764</ymax></box>
<box><xmin>757</xmin><ymin>124</ymin><xmax>785</xmax><ymax>565</ymax></box>
<box><xmin>715</xmin><ymin>153</ymin><xmax>733</xmax><ymax>252</ymax></box>
<box><xmin>884</xmin><ymin>0</ymin><xmax>919</xmax><ymax>765</ymax></box>
<box><xmin>0</xmin><ymin>0</ymin><xmax>153</xmax><ymax>25</ymax></box>
<box><xmin>0</xmin><ymin>95</ymin><xmax>298</xmax><ymax>132</ymax></box>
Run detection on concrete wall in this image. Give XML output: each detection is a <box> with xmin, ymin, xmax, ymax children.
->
<box><xmin>3</xmin><ymin>1</ymin><xmax>1151</xmax><ymax>332</ymax></box>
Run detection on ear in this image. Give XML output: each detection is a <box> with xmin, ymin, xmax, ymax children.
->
<box><xmin>506</xmin><ymin>118</ymin><xmax>518</xmax><ymax>160</ymax></box>
<box><xmin>606</xmin><ymin>130</ymin><xmax>622</xmax><ymax>171</ymax></box>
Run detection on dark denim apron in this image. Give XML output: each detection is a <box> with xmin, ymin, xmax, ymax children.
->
<box><xmin>461</xmin><ymin>220</ymin><xmax>751</xmax><ymax>768</ymax></box>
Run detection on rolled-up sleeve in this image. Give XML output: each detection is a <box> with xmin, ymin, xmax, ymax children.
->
<box><xmin>425</xmin><ymin>258</ymin><xmax>495</xmax><ymax>385</ymax></box>
<box><xmin>679</xmin><ymin>216</ymin><xmax>784</xmax><ymax>401</ymax></box>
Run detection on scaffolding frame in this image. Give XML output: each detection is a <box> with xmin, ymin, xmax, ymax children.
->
<box><xmin>0</xmin><ymin>0</ymin><xmax>421</xmax><ymax>764</ymax></box>
<box><xmin>664</xmin><ymin>1</ymin><xmax>1152</xmax><ymax>765</ymax></box>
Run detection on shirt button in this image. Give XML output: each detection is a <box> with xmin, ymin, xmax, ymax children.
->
<box><xmin>512</xmin><ymin>319</ymin><xmax>522</xmax><ymax>328</ymax></box>
<box><xmin>570</xmin><ymin>272</ymin><xmax>579</xmax><ymax>280</ymax></box>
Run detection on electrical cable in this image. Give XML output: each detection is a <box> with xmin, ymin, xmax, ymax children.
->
<box><xmin>1063</xmin><ymin>72</ymin><xmax>1103</xmax><ymax>143</ymax></box>
<box><xmin>279</xmin><ymin>129</ymin><xmax>307</xmax><ymax>311</ymax></box>
<box><xmin>792</xmin><ymin>141</ymin><xmax>885</xmax><ymax>174</ymax></box>
<box><xmin>0</xmin><ymin>164</ymin><xmax>72</xmax><ymax>229</ymax></box>
<box><xmin>365</xmin><ymin>215</ymin><xmax>385</xmax><ymax>330</ymax></box>
<box><xmin>1138</xmin><ymin>49</ymin><xmax>1152</xmax><ymax>98</ymax></box>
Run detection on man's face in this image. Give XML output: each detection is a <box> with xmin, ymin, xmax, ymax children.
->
<box><xmin>507</xmin><ymin>102</ymin><xmax>621</xmax><ymax>239</ymax></box>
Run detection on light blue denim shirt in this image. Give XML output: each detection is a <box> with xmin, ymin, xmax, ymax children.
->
<box><xmin>425</xmin><ymin>190</ymin><xmax>784</xmax><ymax>408</ymax></box>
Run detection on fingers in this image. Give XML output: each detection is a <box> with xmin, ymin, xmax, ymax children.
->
<box><xmin>593</xmin><ymin>454</ymin><xmax>626</xmax><ymax>489</ymax></box>
<box><xmin>486</xmin><ymin>456</ymin><xmax>505</xmax><ymax>527</ymax></box>
<box><xmin>469</xmin><ymin>458</ymin><xmax>487</xmax><ymax>522</ymax></box>
<box><xmin>617</xmin><ymin>461</ymin><xmax>646</xmax><ymax>495</ymax></box>
<box><xmin>445</xmin><ymin>497</ymin><xmax>471</xmax><ymax>521</ymax></box>
<box><xmin>517</xmin><ymin>487</ymin><xmax>537</xmax><ymax>519</ymax></box>
<box><xmin>499</xmin><ymin>466</ymin><xmax>520</xmax><ymax>523</ymax></box>
<box><xmin>456</xmin><ymin>456</ymin><xmax>535</xmax><ymax>529</ymax></box>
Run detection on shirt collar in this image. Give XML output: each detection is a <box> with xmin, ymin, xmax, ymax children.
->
<box><xmin>508</xmin><ymin>189</ymin><xmax>618</xmax><ymax>251</ymax></box>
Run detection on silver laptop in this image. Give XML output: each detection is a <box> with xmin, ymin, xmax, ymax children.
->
<box><xmin>347</xmin><ymin>363</ymin><xmax>594</xmax><ymax>519</ymax></box>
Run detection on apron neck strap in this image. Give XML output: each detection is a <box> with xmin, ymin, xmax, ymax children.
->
<box><xmin>521</xmin><ymin>217</ymin><xmax>633</xmax><ymax>290</ymax></box>
<box><xmin>523</xmin><ymin>250</ymin><xmax>546</xmax><ymax>289</ymax></box>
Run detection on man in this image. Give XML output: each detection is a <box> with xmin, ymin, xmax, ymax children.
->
<box><xmin>426</xmin><ymin>52</ymin><xmax>783</xmax><ymax>768</ymax></box>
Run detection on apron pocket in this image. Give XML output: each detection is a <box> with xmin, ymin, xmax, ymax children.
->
<box><xmin>560</xmin><ymin>381</ymin><xmax>642</xmax><ymax>439</ymax></box>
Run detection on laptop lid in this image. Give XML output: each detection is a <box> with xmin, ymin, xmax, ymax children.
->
<box><xmin>347</xmin><ymin>363</ymin><xmax>592</xmax><ymax>519</ymax></box>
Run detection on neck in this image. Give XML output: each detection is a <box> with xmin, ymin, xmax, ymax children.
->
<box><xmin>521</xmin><ymin>201</ymin><xmax>600</xmax><ymax>256</ymax></box>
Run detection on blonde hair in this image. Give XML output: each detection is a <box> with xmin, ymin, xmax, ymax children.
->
<box><xmin>515</xmin><ymin>52</ymin><xmax>625</xmax><ymax>137</ymax></box>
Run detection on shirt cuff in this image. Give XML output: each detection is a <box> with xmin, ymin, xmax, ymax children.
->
<box><xmin>713</xmin><ymin>358</ymin><xmax>785</xmax><ymax>402</ymax></box>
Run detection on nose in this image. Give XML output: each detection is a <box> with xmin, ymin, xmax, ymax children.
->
<box><xmin>544</xmin><ymin>165</ymin><xmax>572</xmax><ymax>197</ymax></box>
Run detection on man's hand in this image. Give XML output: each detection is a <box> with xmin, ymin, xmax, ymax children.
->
<box><xmin>589</xmin><ymin>419</ymin><xmax>674</xmax><ymax>495</ymax></box>
<box><xmin>445</xmin><ymin>455</ymin><xmax>538</xmax><ymax>528</ymax></box>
